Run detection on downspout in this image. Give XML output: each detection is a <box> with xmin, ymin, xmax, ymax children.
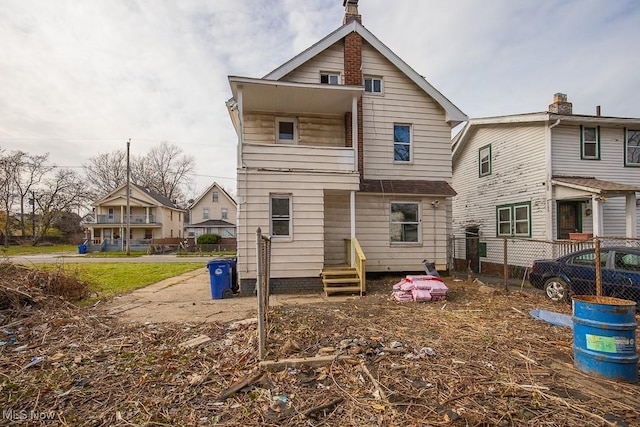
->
<box><xmin>546</xmin><ymin>119</ymin><xmax>560</xmax><ymax>241</ymax></box>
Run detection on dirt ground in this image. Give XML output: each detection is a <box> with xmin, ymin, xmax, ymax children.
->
<box><xmin>1</xmin><ymin>267</ymin><xmax>639</xmax><ymax>426</ymax></box>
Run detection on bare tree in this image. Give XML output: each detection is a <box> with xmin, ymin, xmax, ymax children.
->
<box><xmin>143</xmin><ymin>142</ymin><xmax>195</xmax><ymax>204</ymax></box>
<box><xmin>83</xmin><ymin>150</ymin><xmax>127</xmax><ymax>200</ymax></box>
<box><xmin>34</xmin><ymin>169</ymin><xmax>89</xmax><ymax>244</ymax></box>
<box><xmin>0</xmin><ymin>150</ymin><xmax>23</xmax><ymax>247</ymax></box>
<box><xmin>84</xmin><ymin>142</ymin><xmax>195</xmax><ymax>206</ymax></box>
<box><xmin>12</xmin><ymin>152</ymin><xmax>52</xmax><ymax>238</ymax></box>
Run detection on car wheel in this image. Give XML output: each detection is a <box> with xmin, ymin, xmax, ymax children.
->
<box><xmin>544</xmin><ymin>278</ymin><xmax>568</xmax><ymax>302</ymax></box>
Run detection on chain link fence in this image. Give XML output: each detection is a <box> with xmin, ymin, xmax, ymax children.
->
<box><xmin>449</xmin><ymin>235</ymin><xmax>640</xmax><ymax>305</ymax></box>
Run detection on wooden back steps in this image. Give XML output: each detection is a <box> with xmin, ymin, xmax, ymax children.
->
<box><xmin>321</xmin><ymin>266</ymin><xmax>365</xmax><ymax>296</ymax></box>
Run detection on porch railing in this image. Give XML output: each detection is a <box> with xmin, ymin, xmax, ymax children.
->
<box><xmin>344</xmin><ymin>237</ymin><xmax>367</xmax><ymax>293</ymax></box>
<box><xmin>95</xmin><ymin>214</ymin><xmax>157</xmax><ymax>224</ymax></box>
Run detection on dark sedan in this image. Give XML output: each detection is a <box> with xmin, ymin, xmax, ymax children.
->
<box><xmin>529</xmin><ymin>247</ymin><xmax>640</xmax><ymax>303</ymax></box>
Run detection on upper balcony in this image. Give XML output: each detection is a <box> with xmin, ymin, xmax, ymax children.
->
<box><xmin>94</xmin><ymin>214</ymin><xmax>159</xmax><ymax>225</ymax></box>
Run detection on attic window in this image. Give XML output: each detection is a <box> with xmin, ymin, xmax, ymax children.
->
<box><xmin>320</xmin><ymin>72</ymin><xmax>340</xmax><ymax>85</ymax></box>
<box><xmin>212</xmin><ymin>191</ymin><xmax>219</xmax><ymax>202</ymax></box>
<box><xmin>364</xmin><ymin>76</ymin><xmax>382</xmax><ymax>94</ymax></box>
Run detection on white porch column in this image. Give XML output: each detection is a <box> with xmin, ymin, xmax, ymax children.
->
<box><xmin>120</xmin><ymin>206</ymin><xmax>124</xmax><ymax>223</ymax></box>
<box><xmin>352</xmin><ymin>95</ymin><xmax>358</xmax><ymax>172</ymax></box>
<box><xmin>237</xmin><ymin>86</ymin><xmax>244</xmax><ymax>169</ymax></box>
<box><xmin>592</xmin><ymin>195</ymin><xmax>604</xmax><ymax>237</ymax></box>
<box><xmin>350</xmin><ymin>190</ymin><xmax>356</xmax><ymax>267</ymax></box>
<box><xmin>626</xmin><ymin>193</ymin><xmax>638</xmax><ymax>238</ymax></box>
<box><xmin>146</xmin><ymin>207</ymin><xmax>150</xmax><ymax>223</ymax></box>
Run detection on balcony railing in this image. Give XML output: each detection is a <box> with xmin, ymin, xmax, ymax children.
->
<box><xmin>242</xmin><ymin>143</ymin><xmax>356</xmax><ymax>173</ymax></box>
<box><xmin>95</xmin><ymin>214</ymin><xmax>157</xmax><ymax>224</ymax></box>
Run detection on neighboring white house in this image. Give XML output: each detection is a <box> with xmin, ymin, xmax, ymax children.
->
<box><xmin>185</xmin><ymin>182</ymin><xmax>237</xmax><ymax>240</ymax></box>
<box><xmin>226</xmin><ymin>0</ymin><xmax>466</xmax><ymax>293</ymax></box>
<box><xmin>87</xmin><ymin>183</ymin><xmax>185</xmax><ymax>251</ymax></box>
<box><xmin>451</xmin><ymin>93</ymin><xmax>640</xmax><ymax>270</ymax></box>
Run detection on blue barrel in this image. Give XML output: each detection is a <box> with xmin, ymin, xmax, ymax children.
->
<box><xmin>572</xmin><ymin>295</ymin><xmax>638</xmax><ymax>383</ymax></box>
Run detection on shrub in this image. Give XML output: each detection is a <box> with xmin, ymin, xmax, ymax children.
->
<box><xmin>197</xmin><ymin>234</ymin><xmax>220</xmax><ymax>244</ymax></box>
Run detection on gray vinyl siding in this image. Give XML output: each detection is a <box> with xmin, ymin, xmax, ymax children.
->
<box><xmin>551</xmin><ymin>124</ymin><xmax>640</xmax><ymax>236</ymax></box>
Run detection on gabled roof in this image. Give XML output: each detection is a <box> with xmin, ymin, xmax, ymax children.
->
<box><xmin>262</xmin><ymin>20</ymin><xmax>467</xmax><ymax>126</ymax></box>
<box><xmin>452</xmin><ymin>111</ymin><xmax>640</xmax><ymax>162</ymax></box>
<box><xmin>93</xmin><ymin>183</ymin><xmax>181</xmax><ymax>210</ymax></box>
<box><xmin>189</xmin><ymin>182</ymin><xmax>236</xmax><ymax>209</ymax></box>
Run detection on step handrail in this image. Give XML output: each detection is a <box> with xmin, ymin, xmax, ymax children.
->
<box><xmin>343</xmin><ymin>237</ymin><xmax>366</xmax><ymax>295</ymax></box>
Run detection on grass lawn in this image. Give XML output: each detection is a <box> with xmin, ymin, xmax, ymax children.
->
<box><xmin>41</xmin><ymin>263</ymin><xmax>204</xmax><ymax>303</ymax></box>
<box><xmin>0</xmin><ymin>244</ymin><xmax>77</xmax><ymax>255</ymax></box>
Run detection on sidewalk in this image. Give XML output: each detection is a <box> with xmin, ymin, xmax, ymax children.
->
<box><xmin>100</xmin><ymin>268</ymin><xmax>359</xmax><ymax>323</ymax></box>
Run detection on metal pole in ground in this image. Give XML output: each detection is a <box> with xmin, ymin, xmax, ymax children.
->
<box><xmin>503</xmin><ymin>238</ymin><xmax>508</xmax><ymax>291</ymax></box>
<box><xmin>256</xmin><ymin>227</ymin><xmax>266</xmax><ymax>360</ymax></box>
<box><xmin>594</xmin><ymin>237</ymin><xmax>601</xmax><ymax>297</ymax></box>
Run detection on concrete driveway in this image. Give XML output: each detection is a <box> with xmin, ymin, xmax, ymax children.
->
<box><xmin>99</xmin><ymin>267</ymin><xmax>358</xmax><ymax>323</ymax></box>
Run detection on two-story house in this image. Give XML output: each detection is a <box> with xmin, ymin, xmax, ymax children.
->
<box><xmin>87</xmin><ymin>183</ymin><xmax>185</xmax><ymax>251</ymax></box>
<box><xmin>226</xmin><ymin>1</ymin><xmax>466</xmax><ymax>294</ymax></box>
<box><xmin>451</xmin><ymin>93</ymin><xmax>640</xmax><ymax>270</ymax></box>
<box><xmin>185</xmin><ymin>182</ymin><xmax>237</xmax><ymax>241</ymax></box>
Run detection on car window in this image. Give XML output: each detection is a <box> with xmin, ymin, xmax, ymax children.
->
<box><xmin>570</xmin><ymin>251</ymin><xmax>609</xmax><ymax>267</ymax></box>
<box><xmin>614</xmin><ymin>251</ymin><xmax>640</xmax><ymax>272</ymax></box>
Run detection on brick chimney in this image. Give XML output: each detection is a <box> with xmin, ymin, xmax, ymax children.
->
<box><xmin>343</xmin><ymin>1</ymin><xmax>364</xmax><ymax>178</ymax></box>
<box><xmin>343</xmin><ymin>0</ymin><xmax>361</xmax><ymax>24</ymax></box>
<box><xmin>548</xmin><ymin>93</ymin><xmax>572</xmax><ymax>115</ymax></box>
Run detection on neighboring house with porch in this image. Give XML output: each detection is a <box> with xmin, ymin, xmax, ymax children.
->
<box><xmin>451</xmin><ymin>93</ymin><xmax>640</xmax><ymax>271</ymax></box>
<box><xmin>185</xmin><ymin>182</ymin><xmax>237</xmax><ymax>242</ymax></box>
<box><xmin>87</xmin><ymin>183</ymin><xmax>185</xmax><ymax>251</ymax></box>
<box><xmin>226</xmin><ymin>0</ymin><xmax>466</xmax><ymax>293</ymax></box>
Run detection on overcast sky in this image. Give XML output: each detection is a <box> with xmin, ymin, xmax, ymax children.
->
<box><xmin>1</xmin><ymin>0</ymin><xmax>639</xmax><ymax>196</ymax></box>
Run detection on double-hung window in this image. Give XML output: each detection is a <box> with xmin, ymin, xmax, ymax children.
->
<box><xmin>364</xmin><ymin>76</ymin><xmax>382</xmax><ymax>94</ymax></box>
<box><xmin>393</xmin><ymin>124</ymin><xmax>411</xmax><ymax>162</ymax></box>
<box><xmin>479</xmin><ymin>144</ymin><xmax>491</xmax><ymax>176</ymax></box>
<box><xmin>202</xmin><ymin>208</ymin><xmax>210</xmax><ymax>220</ymax></box>
<box><xmin>580</xmin><ymin>125</ymin><xmax>600</xmax><ymax>160</ymax></box>
<box><xmin>390</xmin><ymin>202</ymin><xmax>420</xmax><ymax>243</ymax></box>
<box><xmin>320</xmin><ymin>72</ymin><xmax>340</xmax><ymax>85</ymax></box>
<box><xmin>496</xmin><ymin>202</ymin><xmax>531</xmax><ymax>237</ymax></box>
<box><xmin>212</xmin><ymin>191</ymin><xmax>219</xmax><ymax>202</ymax></box>
<box><xmin>624</xmin><ymin>128</ymin><xmax>640</xmax><ymax>166</ymax></box>
<box><xmin>270</xmin><ymin>195</ymin><xmax>291</xmax><ymax>237</ymax></box>
<box><xmin>221</xmin><ymin>208</ymin><xmax>228</xmax><ymax>220</ymax></box>
<box><xmin>276</xmin><ymin>118</ymin><xmax>298</xmax><ymax>145</ymax></box>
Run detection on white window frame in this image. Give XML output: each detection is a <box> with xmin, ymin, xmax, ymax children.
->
<box><xmin>625</xmin><ymin>128</ymin><xmax>640</xmax><ymax>166</ymax></box>
<box><xmin>496</xmin><ymin>202</ymin><xmax>531</xmax><ymax>237</ymax></box>
<box><xmin>202</xmin><ymin>208</ymin><xmax>209</xmax><ymax>220</ymax></box>
<box><xmin>581</xmin><ymin>125</ymin><xmax>599</xmax><ymax>160</ymax></box>
<box><xmin>390</xmin><ymin>201</ymin><xmax>421</xmax><ymax>244</ymax></box>
<box><xmin>479</xmin><ymin>144</ymin><xmax>491</xmax><ymax>177</ymax></box>
<box><xmin>320</xmin><ymin>71</ymin><xmax>340</xmax><ymax>85</ymax></box>
<box><xmin>221</xmin><ymin>208</ymin><xmax>228</xmax><ymax>220</ymax></box>
<box><xmin>393</xmin><ymin>123</ymin><xmax>412</xmax><ymax>163</ymax></box>
<box><xmin>364</xmin><ymin>76</ymin><xmax>383</xmax><ymax>94</ymax></box>
<box><xmin>270</xmin><ymin>194</ymin><xmax>292</xmax><ymax>239</ymax></box>
<box><xmin>276</xmin><ymin>117</ymin><xmax>298</xmax><ymax>145</ymax></box>
<box><xmin>212</xmin><ymin>191</ymin><xmax>219</xmax><ymax>202</ymax></box>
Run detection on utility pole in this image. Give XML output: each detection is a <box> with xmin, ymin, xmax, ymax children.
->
<box><xmin>126</xmin><ymin>138</ymin><xmax>131</xmax><ymax>255</ymax></box>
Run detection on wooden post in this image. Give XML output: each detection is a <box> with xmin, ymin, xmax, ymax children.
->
<box><xmin>503</xmin><ymin>238</ymin><xmax>508</xmax><ymax>291</ymax></box>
